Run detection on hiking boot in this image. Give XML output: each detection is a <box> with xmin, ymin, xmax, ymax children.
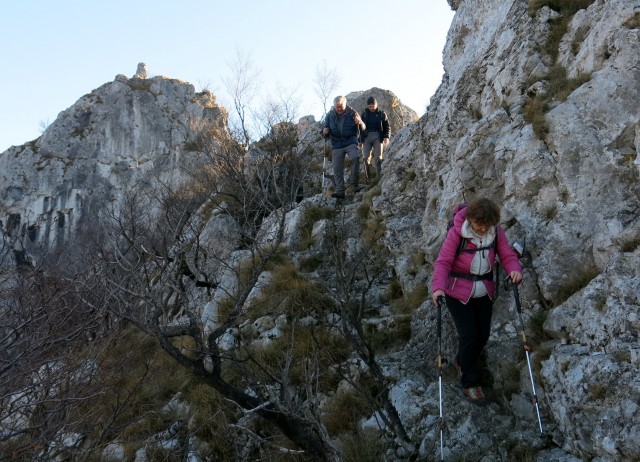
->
<box><xmin>353</xmin><ymin>187</ymin><xmax>361</xmax><ymax>193</ymax></box>
<box><xmin>331</xmin><ymin>192</ymin><xmax>345</xmax><ymax>199</ymax></box>
<box><xmin>463</xmin><ymin>386</ymin><xmax>488</xmax><ymax>406</ymax></box>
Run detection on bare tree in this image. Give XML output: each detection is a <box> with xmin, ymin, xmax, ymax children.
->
<box><xmin>313</xmin><ymin>60</ymin><xmax>342</xmax><ymax>121</ymax></box>
<box><xmin>79</xmin><ymin>112</ymin><xmax>349</xmax><ymax>459</ymax></box>
<box><xmin>38</xmin><ymin>118</ymin><xmax>50</xmax><ymax>134</ymax></box>
<box><xmin>0</xmin><ymin>72</ymin><xmax>414</xmax><ymax>459</ymax></box>
<box><xmin>0</xmin><ymin>238</ymin><xmax>127</xmax><ymax>460</ymax></box>
<box><xmin>323</xmin><ymin>208</ymin><xmax>415</xmax><ymax>454</ymax></box>
<box><xmin>222</xmin><ymin>48</ymin><xmax>262</xmax><ymax>149</ymax></box>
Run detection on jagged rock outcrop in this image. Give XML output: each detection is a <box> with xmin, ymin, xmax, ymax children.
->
<box><xmin>0</xmin><ymin>67</ymin><xmax>227</xmax><ymax>257</ymax></box>
<box><xmin>375</xmin><ymin>0</ymin><xmax>639</xmax><ymax>460</ymax></box>
<box><xmin>345</xmin><ymin>88</ymin><xmax>419</xmax><ymax>137</ymax></box>
<box><xmin>380</xmin><ymin>0</ymin><xmax>639</xmax><ymax>301</ymax></box>
<box><xmin>542</xmin><ymin>248</ymin><xmax>640</xmax><ymax>460</ymax></box>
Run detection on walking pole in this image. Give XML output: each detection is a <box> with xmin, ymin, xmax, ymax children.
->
<box><xmin>363</xmin><ymin>145</ymin><xmax>371</xmax><ymax>183</ymax></box>
<box><xmin>510</xmin><ymin>280</ymin><xmax>544</xmax><ymax>434</ymax></box>
<box><xmin>322</xmin><ymin>138</ymin><xmax>328</xmax><ymax>190</ymax></box>
<box><xmin>322</xmin><ymin>157</ymin><xmax>326</xmax><ymax>190</ymax></box>
<box><xmin>436</xmin><ymin>296</ymin><xmax>446</xmax><ymax>461</ymax></box>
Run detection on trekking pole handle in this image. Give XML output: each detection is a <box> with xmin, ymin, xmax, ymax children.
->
<box><xmin>509</xmin><ymin>279</ymin><xmax>522</xmax><ymax>313</ymax></box>
<box><xmin>436</xmin><ymin>296</ymin><xmax>446</xmax><ymax>338</ymax></box>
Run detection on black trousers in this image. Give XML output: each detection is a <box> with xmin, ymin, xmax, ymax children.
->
<box><xmin>445</xmin><ymin>295</ymin><xmax>493</xmax><ymax>388</ymax></box>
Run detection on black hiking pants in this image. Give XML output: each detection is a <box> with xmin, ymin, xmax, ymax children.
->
<box><xmin>445</xmin><ymin>295</ymin><xmax>493</xmax><ymax>389</ymax></box>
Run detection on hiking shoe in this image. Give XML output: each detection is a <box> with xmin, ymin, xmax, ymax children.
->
<box><xmin>463</xmin><ymin>386</ymin><xmax>488</xmax><ymax>406</ymax></box>
<box><xmin>331</xmin><ymin>192</ymin><xmax>345</xmax><ymax>199</ymax></box>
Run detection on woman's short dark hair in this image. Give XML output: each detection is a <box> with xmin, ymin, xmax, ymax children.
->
<box><xmin>466</xmin><ymin>198</ymin><xmax>500</xmax><ymax>226</ymax></box>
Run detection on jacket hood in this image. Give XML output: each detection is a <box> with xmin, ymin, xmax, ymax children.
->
<box><xmin>453</xmin><ymin>206</ymin><xmax>467</xmax><ymax>232</ymax></box>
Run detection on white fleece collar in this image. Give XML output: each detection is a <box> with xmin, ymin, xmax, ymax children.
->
<box><xmin>461</xmin><ymin>220</ymin><xmax>496</xmax><ymax>247</ymax></box>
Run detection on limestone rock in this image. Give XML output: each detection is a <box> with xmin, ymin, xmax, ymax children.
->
<box><xmin>0</xmin><ymin>74</ymin><xmax>228</xmax><ymax>257</ymax></box>
<box><xmin>345</xmin><ymin>87</ymin><xmax>419</xmax><ymax>139</ymax></box>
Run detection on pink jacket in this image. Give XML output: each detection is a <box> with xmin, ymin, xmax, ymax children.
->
<box><xmin>431</xmin><ymin>207</ymin><xmax>522</xmax><ymax>304</ymax></box>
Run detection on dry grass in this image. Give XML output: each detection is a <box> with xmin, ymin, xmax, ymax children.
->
<box><xmin>364</xmin><ymin>315</ymin><xmax>413</xmax><ymax>353</ymax></box>
<box><xmin>528</xmin><ymin>0</ymin><xmax>596</xmax><ymax>17</ymax></box>
<box><xmin>362</xmin><ymin>215</ymin><xmax>386</xmax><ymax>243</ymax></box>
<box><xmin>408</xmin><ymin>251</ymin><xmax>426</xmax><ymax>277</ymax></box>
<box><xmin>337</xmin><ymin>428</ymin><xmax>385</xmax><ymax>462</ymax></box>
<box><xmin>523</xmin><ymin>97</ymin><xmax>549</xmax><ymax>139</ymax></box>
<box><xmin>588</xmin><ymin>382</ymin><xmax>609</xmax><ymax>401</ymax></box>
<box><xmin>357</xmin><ymin>202</ymin><xmax>371</xmax><ymax>220</ymax></box>
<box><xmin>621</xmin><ymin>235</ymin><xmax>640</xmax><ymax>252</ymax></box>
<box><xmin>297</xmin><ymin>205</ymin><xmax>336</xmax><ymax>250</ymax></box>
<box><xmin>548</xmin><ymin>66</ymin><xmax>591</xmax><ymax>101</ymax></box>
<box><xmin>61</xmin><ymin>326</ymin><xmax>190</xmax><ymax>457</ymax></box>
<box><xmin>555</xmin><ymin>266</ymin><xmax>600</xmax><ymax>305</ymax></box>
<box><xmin>500</xmin><ymin>363</ymin><xmax>522</xmax><ymax>398</ymax></box>
<box><xmin>255</xmin><ymin>263</ymin><xmax>334</xmax><ymax>318</ymax></box>
<box><xmin>384</xmin><ymin>278</ymin><xmax>404</xmax><ymax>302</ymax></box>
<box><xmin>624</xmin><ymin>12</ymin><xmax>640</xmax><ymax>29</ymax></box>
<box><xmin>249</xmin><ymin>327</ymin><xmax>350</xmax><ymax>390</ymax></box>
<box><xmin>505</xmin><ymin>440</ymin><xmax>540</xmax><ymax>461</ymax></box>
<box><xmin>298</xmin><ymin>254</ymin><xmax>324</xmax><ymax>272</ymax></box>
<box><xmin>523</xmin><ymin>0</ymin><xmax>596</xmax><ymax>141</ymax></box>
<box><xmin>391</xmin><ymin>285</ymin><xmax>430</xmax><ymax>315</ymax></box>
<box><xmin>323</xmin><ymin>388</ymin><xmax>375</xmax><ymax>435</ymax></box>
<box><xmin>523</xmin><ymin>66</ymin><xmax>591</xmax><ymax>139</ymax></box>
<box><xmin>528</xmin><ymin>309</ymin><xmax>552</xmax><ymax>343</ymax></box>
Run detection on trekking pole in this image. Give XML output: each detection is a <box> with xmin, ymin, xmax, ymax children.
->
<box><xmin>436</xmin><ymin>296</ymin><xmax>446</xmax><ymax>461</ymax></box>
<box><xmin>510</xmin><ymin>280</ymin><xmax>544</xmax><ymax>434</ymax></box>
<box><xmin>322</xmin><ymin>157</ymin><xmax>326</xmax><ymax>190</ymax></box>
<box><xmin>363</xmin><ymin>145</ymin><xmax>371</xmax><ymax>184</ymax></box>
<box><xmin>322</xmin><ymin>138</ymin><xmax>328</xmax><ymax>190</ymax></box>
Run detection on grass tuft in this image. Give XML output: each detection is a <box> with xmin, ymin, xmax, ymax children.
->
<box><xmin>555</xmin><ymin>267</ymin><xmax>600</xmax><ymax>305</ymax></box>
<box><xmin>523</xmin><ymin>66</ymin><xmax>591</xmax><ymax>139</ymax></box>
<box><xmin>390</xmin><ymin>285</ymin><xmax>429</xmax><ymax>315</ymax></box>
<box><xmin>297</xmin><ymin>205</ymin><xmax>336</xmax><ymax>250</ymax></box>
<box><xmin>323</xmin><ymin>388</ymin><xmax>375</xmax><ymax>436</ymax></box>
<box><xmin>623</xmin><ymin>12</ymin><xmax>640</xmax><ymax>29</ymax></box>
<box><xmin>587</xmin><ymin>382</ymin><xmax>609</xmax><ymax>401</ymax></box>
<box><xmin>338</xmin><ymin>428</ymin><xmax>385</xmax><ymax>462</ymax></box>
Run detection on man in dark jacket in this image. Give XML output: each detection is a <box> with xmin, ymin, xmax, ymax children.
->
<box><xmin>361</xmin><ymin>96</ymin><xmax>390</xmax><ymax>175</ymax></box>
<box><xmin>323</xmin><ymin>95</ymin><xmax>366</xmax><ymax>199</ymax></box>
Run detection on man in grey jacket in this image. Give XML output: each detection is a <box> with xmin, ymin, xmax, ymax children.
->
<box><xmin>323</xmin><ymin>96</ymin><xmax>366</xmax><ymax>199</ymax></box>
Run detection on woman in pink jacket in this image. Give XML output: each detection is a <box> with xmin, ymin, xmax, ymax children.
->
<box><xmin>431</xmin><ymin>198</ymin><xmax>523</xmax><ymax>405</ymax></box>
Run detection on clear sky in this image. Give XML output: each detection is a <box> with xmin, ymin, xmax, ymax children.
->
<box><xmin>0</xmin><ymin>1</ymin><xmax>454</xmax><ymax>152</ymax></box>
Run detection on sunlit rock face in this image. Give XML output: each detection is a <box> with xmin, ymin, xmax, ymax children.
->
<box><xmin>380</xmin><ymin>0</ymin><xmax>639</xmax><ymax>303</ymax></box>
<box><xmin>376</xmin><ymin>0</ymin><xmax>639</xmax><ymax>460</ymax></box>
<box><xmin>0</xmin><ymin>71</ymin><xmax>227</xmax><ymax>256</ymax></box>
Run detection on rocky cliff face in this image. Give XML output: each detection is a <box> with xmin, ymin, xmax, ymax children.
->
<box><xmin>0</xmin><ymin>72</ymin><xmax>226</xmax><ymax>258</ymax></box>
<box><xmin>376</xmin><ymin>0</ymin><xmax>639</xmax><ymax>460</ymax></box>
<box><xmin>1</xmin><ymin>0</ymin><xmax>639</xmax><ymax>460</ymax></box>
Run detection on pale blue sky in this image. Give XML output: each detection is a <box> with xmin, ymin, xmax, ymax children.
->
<box><xmin>0</xmin><ymin>1</ymin><xmax>454</xmax><ymax>152</ymax></box>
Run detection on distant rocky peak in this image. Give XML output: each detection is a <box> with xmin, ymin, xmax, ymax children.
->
<box><xmin>0</xmin><ymin>67</ymin><xmax>228</xmax><ymax>257</ymax></box>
